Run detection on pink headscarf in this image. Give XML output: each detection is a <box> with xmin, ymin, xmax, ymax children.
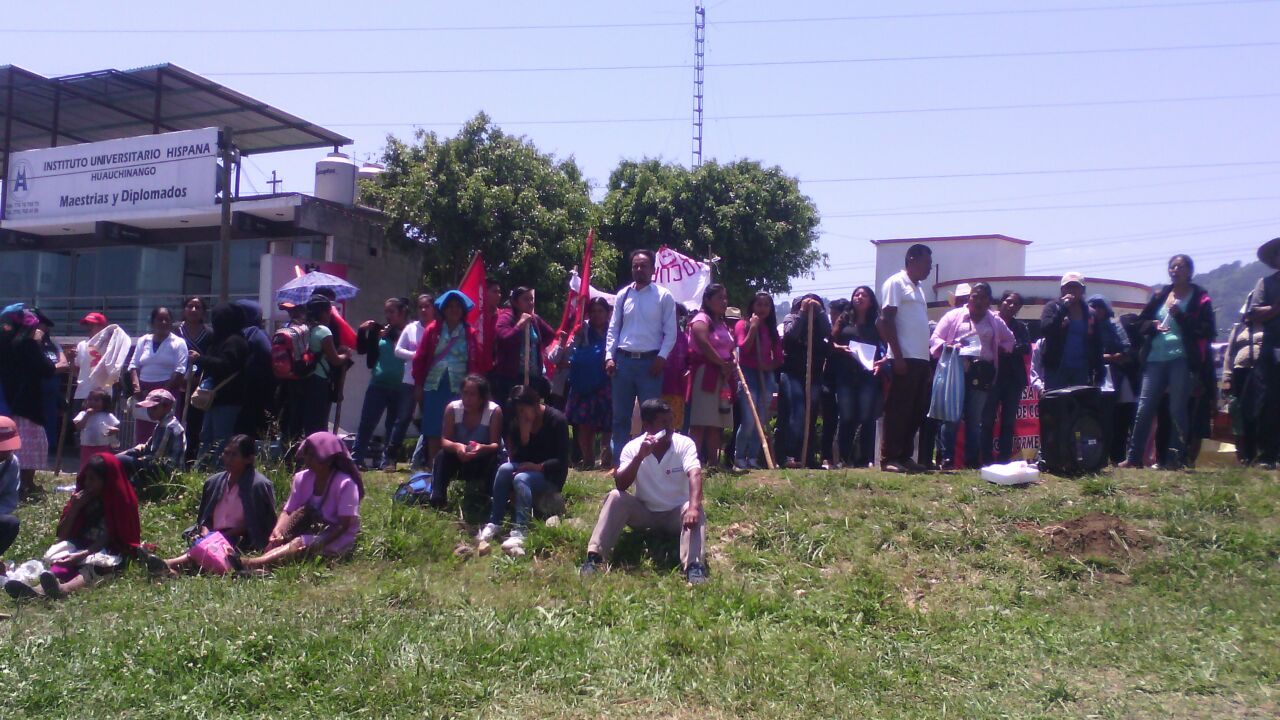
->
<box><xmin>302</xmin><ymin>431</ymin><xmax>364</xmax><ymax>498</ymax></box>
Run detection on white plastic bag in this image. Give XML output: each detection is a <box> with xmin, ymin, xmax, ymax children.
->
<box><xmin>9</xmin><ymin>560</ymin><xmax>47</xmax><ymax>586</ymax></box>
<box><xmin>980</xmin><ymin>460</ymin><xmax>1041</xmax><ymax>486</ymax></box>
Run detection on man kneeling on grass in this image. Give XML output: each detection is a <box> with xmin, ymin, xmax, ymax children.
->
<box><xmin>580</xmin><ymin>399</ymin><xmax>708</xmax><ymax>585</ymax></box>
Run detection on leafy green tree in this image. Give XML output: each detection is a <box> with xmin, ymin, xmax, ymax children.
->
<box><xmin>362</xmin><ymin>113</ymin><xmax>614</xmax><ymax>321</ymax></box>
<box><xmin>598</xmin><ymin>158</ymin><xmax>824</xmax><ymax>303</ymax></box>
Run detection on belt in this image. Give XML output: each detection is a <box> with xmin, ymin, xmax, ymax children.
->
<box><xmin>617</xmin><ymin>349</ymin><xmax>659</xmax><ymax>359</ymax></box>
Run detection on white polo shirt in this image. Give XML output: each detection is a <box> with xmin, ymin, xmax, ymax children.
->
<box><xmin>881</xmin><ymin>269</ymin><xmax>931</xmax><ymax>361</ymax></box>
<box><xmin>618</xmin><ymin>432</ymin><xmax>701</xmax><ymax>513</ymax></box>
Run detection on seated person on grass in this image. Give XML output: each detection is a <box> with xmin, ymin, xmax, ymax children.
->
<box><xmin>232</xmin><ymin>431</ymin><xmax>363</xmax><ymax>572</ymax></box>
<box><xmin>116</xmin><ymin>388</ymin><xmax>186</xmax><ymax>487</ymax></box>
<box><xmin>139</xmin><ymin>434</ymin><xmax>277</xmax><ymax>577</ymax></box>
<box><xmin>476</xmin><ymin>382</ymin><xmax>570</xmax><ymax>554</ymax></box>
<box><xmin>0</xmin><ymin>417</ymin><xmax>22</xmax><ymax>561</ymax></box>
<box><xmin>5</xmin><ymin>453</ymin><xmax>141</xmax><ymax>601</ymax></box>
<box><xmin>579</xmin><ymin>399</ymin><xmax>709</xmax><ymax>585</ymax></box>
<box><xmin>430</xmin><ymin>373</ymin><xmax>505</xmax><ymax>510</ymax></box>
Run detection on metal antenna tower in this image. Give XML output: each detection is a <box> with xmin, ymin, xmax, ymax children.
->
<box><xmin>692</xmin><ymin>1</ymin><xmax>706</xmax><ymax>168</ymax></box>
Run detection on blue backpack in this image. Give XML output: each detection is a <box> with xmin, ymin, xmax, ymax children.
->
<box><xmin>393</xmin><ymin>472</ymin><xmax>433</xmax><ymax>505</ymax></box>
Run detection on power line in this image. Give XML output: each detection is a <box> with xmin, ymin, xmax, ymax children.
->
<box><xmin>824</xmin><ymin>195</ymin><xmax>1280</xmax><ymax>218</ymax></box>
<box><xmin>843</xmin><ymin>168</ymin><xmax>1280</xmax><ymax>216</ymax></box>
<box><xmin>8</xmin><ymin>1</ymin><xmax>1272</xmax><ymax>34</ymax></box>
<box><xmin>319</xmin><ymin>91</ymin><xmax>1280</xmax><ymax>128</ymax></box>
<box><xmin>804</xmin><ymin>158</ymin><xmax>1280</xmax><ymax>184</ymax></box>
<box><xmin>199</xmin><ymin>40</ymin><xmax>1280</xmax><ymax>77</ymax></box>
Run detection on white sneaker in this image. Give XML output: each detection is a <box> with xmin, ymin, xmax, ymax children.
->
<box><xmin>476</xmin><ymin>523</ymin><xmax>500</xmax><ymax>543</ymax></box>
<box><xmin>500</xmin><ymin>529</ymin><xmax>526</xmax><ymax>550</ymax></box>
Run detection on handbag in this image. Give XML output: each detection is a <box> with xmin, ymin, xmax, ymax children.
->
<box><xmin>188</xmin><ymin>531</ymin><xmax>237</xmax><ymax>575</ymax></box>
<box><xmin>191</xmin><ymin>371</ymin><xmax>238</xmax><ymax>411</ymax></box>
<box><xmin>927</xmin><ymin>346</ymin><xmax>965</xmax><ymax>423</ymax></box>
<box><xmin>965</xmin><ymin>359</ymin><xmax>996</xmax><ymax>392</ymax></box>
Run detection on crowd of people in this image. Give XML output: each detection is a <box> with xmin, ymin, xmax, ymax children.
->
<box><xmin>1</xmin><ymin>238</ymin><xmax>1278</xmax><ymax>597</ymax></box>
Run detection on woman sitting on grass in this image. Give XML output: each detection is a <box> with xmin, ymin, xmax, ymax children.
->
<box><xmin>232</xmin><ymin>431</ymin><xmax>364</xmax><ymax>571</ymax></box>
<box><xmin>5</xmin><ymin>453</ymin><xmax>140</xmax><ymax>601</ymax></box>
<box><xmin>476</xmin><ymin>381</ymin><xmax>570</xmax><ymax>553</ymax></box>
<box><xmin>139</xmin><ymin>434</ymin><xmax>277</xmax><ymax>576</ymax></box>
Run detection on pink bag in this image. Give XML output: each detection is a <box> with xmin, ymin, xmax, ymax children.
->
<box><xmin>188</xmin><ymin>531</ymin><xmax>236</xmax><ymax>575</ymax></box>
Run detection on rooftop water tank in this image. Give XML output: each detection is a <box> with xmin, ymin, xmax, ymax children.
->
<box><xmin>357</xmin><ymin>162</ymin><xmax>385</xmax><ymax>182</ymax></box>
<box><xmin>314</xmin><ymin>152</ymin><xmax>359</xmax><ymax>206</ymax></box>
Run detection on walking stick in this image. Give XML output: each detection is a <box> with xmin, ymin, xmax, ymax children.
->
<box><xmin>54</xmin><ymin>372</ymin><xmax>76</xmax><ymax>475</ymax></box>
<box><xmin>800</xmin><ymin>307</ymin><xmax>815</xmax><ymax>466</ymax></box>
<box><xmin>182</xmin><ymin>365</ymin><xmax>198</xmax><ymax>428</ymax></box>
<box><xmin>523</xmin><ymin>323</ymin><xmax>532</xmax><ymax>386</ymax></box>
<box><xmin>735</xmin><ymin>350</ymin><xmax>775</xmax><ymax>469</ymax></box>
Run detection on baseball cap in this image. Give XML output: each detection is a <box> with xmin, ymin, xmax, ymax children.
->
<box><xmin>137</xmin><ymin>388</ymin><xmax>176</xmax><ymax>408</ymax></box>
<box><xmin>0</xmin><ymin>416</ymin><xmax>21</xmax><ymax>452</ymax></box>
<box><xmin>80</xmin><ymin>311</ymin><xmax>108</xmax><ymax>326</ymax></box>
<box><xmin>1060</xmin><ymin>272</ymin><xmax>1086</xmax><ymax>289</ymax></box>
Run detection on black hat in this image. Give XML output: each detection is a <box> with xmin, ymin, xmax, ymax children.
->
<box><xmin>1258</xmin><ymin>237</ymin><xmax>1280</xmax><ymax>270</ymax></box>
<box><xmin>31</xmin><ymin>308</ymin><xmax>54</xmax><ymax>327</ymax></box>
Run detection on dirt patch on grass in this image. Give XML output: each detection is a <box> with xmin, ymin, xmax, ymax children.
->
<box><xmin>1019</xmin><ymin>512</ymin><xmax>1155</xmax><ymax>561</ymax></box>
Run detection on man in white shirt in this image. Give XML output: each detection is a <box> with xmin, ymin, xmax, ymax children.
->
<box><xmin>876</xmin><ymin>243</ymin><xmax>935</xmax><ymax>473</ymax></box>
<box><xmin>605</xmin><ymin>249</ymin><xmax>678</xmax><ymax>465</ymax></box>
<box><xmin>581</xmin><ymin>399</ymin><xmax>708</xmax><ymax>585</ymax></box>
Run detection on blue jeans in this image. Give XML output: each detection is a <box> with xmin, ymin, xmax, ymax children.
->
<box><xmin>389</xmin><ymin>383</ymin><xmax>416</xmax><ymax>463</ymax></box>
<box><xmin>734</xmin><ymin>368</ymin><xmax>776</xmax><ymax>466</ymax></box>
<box><xmin>835</xmin><ymin>373</ymin><xmax>879</xmax><ymax>466</ymax></box>
<box><xmin>198</xmin><ymin>404</ymin><xmax>240</xmax><ymax>469</ymax></box>
<box><xmin>983</xmin><ymin>381</ymin><xmax>1026</xmax><ymax>463</ymax></box>
<box><xmin>940</xmin><ymin>386</ymin><xmax>990</xmax><ymax>468</ymax></box>
<box><xmin>489</xmin><ymin>462</ymin><xmax>556</xmax><ymax>530</ymax></box>
<box><xmin>1127</xmin><ymin>357</ymin><xmax>1190</xmax><ymax>466</ymax></box>
<box><xmin>352</xmin><ymin>382</ymin><xmax>407</xmax><ymax>466</ymax></box>
<box><xmin>779</xmin><ymin>371</ymin><xmax>821</xmax><ymax>464</ymax></box>
<box><xmin>610</xmin><ymin>355</ymin><xmax>664</xmax><ymax>464</ymax></box>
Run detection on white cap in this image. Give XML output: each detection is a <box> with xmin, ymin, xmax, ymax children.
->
<box><xmin>1060</xmin><ymin>271</ymin><xmax>1086</xmax><ymax>289</ymax></box>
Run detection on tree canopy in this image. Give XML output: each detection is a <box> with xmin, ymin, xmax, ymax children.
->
<box><xmin>361</xmin><ymin>113</ymin><xmax>614</xmax><ymax>321</ymax></box>
<box><xmin>598</xmin><ymin>158</ymin><xmax>825</xmax><ymax>303</ymax></box>
<box><xmin>364</xmin><ymin>117</ymin><xmax>825</xmax><ymax>315</ymax></box>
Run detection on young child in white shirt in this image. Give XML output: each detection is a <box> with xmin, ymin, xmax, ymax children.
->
<box><xmin>73</xmin><ymin>389</ymin><xmax>119</xmax><ymax>470</ymax></box>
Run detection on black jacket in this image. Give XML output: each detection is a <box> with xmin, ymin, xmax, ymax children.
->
<box><xmin>0</xmin><ymin>330</ymin><xmax>55</xmax><ymax>424</ymax></box>
<box><xmin>506</xmin><ymin>406</ymin><xmax>571</xmax><ymax>490</ymax></box>
<box><xmin>194</xmin><ymin>468</ymin><xmax>277</xmax><ymax>552</ymax></box>
<box><xmin>1135</xmin><ymin>284</ymin><xmax>1215</xmax><ymax>374</ymax></box>
<box><xmin>995</xmin><ymin>317</ymin><xmax>1032</xmax><ymax>389</ymax></box>
<box><xmin>1039</xmin><ymin>298</ymin><xmax>1104</xmax><ymax>384</ymax></box>
<box><xmin>782</xmin><ymin>309</ymin><xmax>832</xmax><ymax>378</ymax></box>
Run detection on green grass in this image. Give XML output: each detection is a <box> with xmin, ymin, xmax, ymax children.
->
<box><xmin>3</xmin><ymin>464</ymin><xmax>1279</xmax><ymax>719</ymax></box>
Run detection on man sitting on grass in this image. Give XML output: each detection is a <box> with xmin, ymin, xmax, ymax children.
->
<box><xmin>580</xmin><ymin>399</ymin><xmax>708</xmax><ymax>585</ymax></box>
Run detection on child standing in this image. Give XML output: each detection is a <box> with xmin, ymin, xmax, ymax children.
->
<box><xmin>73</xmin><ymin>389</ymin><xmax>119</xmax><ymax>470</ymax></box>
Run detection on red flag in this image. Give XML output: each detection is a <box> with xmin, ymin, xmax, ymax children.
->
<box><xmin>458</xmin><ymin>252</ymin><xmax>487</xmax><ymax>357</ymax></box>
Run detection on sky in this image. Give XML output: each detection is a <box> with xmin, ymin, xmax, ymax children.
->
<box><xmin>5</xmin><ymin>0</ymin><xmax>1278</xmax><ymax>294</ymax></box>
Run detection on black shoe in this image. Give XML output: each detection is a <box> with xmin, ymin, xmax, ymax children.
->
<box><xmin>685</xmin><ymin>562</ymin><xmax>709</xmax><ymax>586</ymax></box>
<box><xmin>5</xmin><ymin>579</ymin><xmax>40</xmax><ymax>601</ymax></box>
<box><xmin>138</xmin><ymin>549</ymin><xmax>170</xmax><ymax>577</ymax></box>
<box><xmin>580</xmin><ymin>553</ymin><xmax>604</xmax><ymax>577</ymax></box>
<box><xmin>38</xmin><ymin>571</ymin><xmax>64</xmax><ymax>600</ymax></box>
<box><xmin>1256</xmin><ymin>461</ymin><xmax>1277</xmax><ymax>470</ymax></box>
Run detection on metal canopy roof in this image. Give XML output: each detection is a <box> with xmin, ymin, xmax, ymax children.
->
<box><xmin>0</xmin><ymin>63</ymin><xmax>350</xmax><ymax>164</ymax></box>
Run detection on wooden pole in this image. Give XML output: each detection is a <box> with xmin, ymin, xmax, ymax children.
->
<box><xmin>54</xmin><ymin>372</ymin><xmax>76</xmax><ymax>475</ymax></box>
<box><xmin>182</xmin><ymin>367</ymin><xmax>198</xmax><ymax>429</ymax></box>
<box><xmin>735</xmin><ymin>350</ymin><xmax>775</xmax><ymax>469</ymax></box>
<box><xmin>800</xmin><ymin>308</ymin><xmax>814</xmax><ymax>467</ymax></box>
<box><xmin>217</xmin><ymin>128</ymin><xmax>234</xmax><ymax>302</ymax></box>
<box><xmin>523</xmin><ymin>323</ymin><xmax>531</xmax><ymax>386</ymax></box>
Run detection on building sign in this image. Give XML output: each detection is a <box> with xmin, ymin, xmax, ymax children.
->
<box><xmin>5</xmin><ymin>128</ymin><xmax>219</xmax><ymax>221</ymax></box>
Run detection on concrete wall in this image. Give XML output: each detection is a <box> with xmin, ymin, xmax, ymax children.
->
<box><xmin>873</xmin><ymin>236</ymin><xmax>1029</xmax><ymax>306</ymax></box>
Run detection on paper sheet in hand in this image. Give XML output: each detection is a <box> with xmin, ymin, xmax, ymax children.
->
<box><xmin>850</xmin><ymin>341</ymin><xmax>877</xmax><ymax>372</ymax></box>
